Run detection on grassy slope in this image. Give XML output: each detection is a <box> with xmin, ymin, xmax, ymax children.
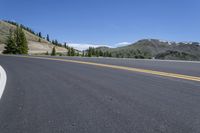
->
<box><xmin>0</xmin><ymin>21</ymin><xmax>67</xmax><ymax>54</ymax></box>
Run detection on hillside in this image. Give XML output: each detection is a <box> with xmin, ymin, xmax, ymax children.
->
<box><xmin>97</xmin><ymin>39</ymin><xmax>200</xmax><ymax>61</ymax></box>
<box><xmin>0</xmin><ymin>21</ymin><xmax>67</xmax><ymax>54</ymax></box>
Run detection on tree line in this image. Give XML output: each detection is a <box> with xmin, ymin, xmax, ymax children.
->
<box><xmin>5</xmin><ymin>20</ymin><xmax>46</xmax><ymax>40</ymax></box>
<box><xmin>4</xmin><ymin>20</ymin><xmax>65</xmax><ymax>48</ymax></box>
<box><xmin>111</xmin><ymin>49</ymin><xmax>152</xmax><ymax>59</ymax></box>
<box><xmin>5</xmin><ymin>20</ymin><xmax>36</xmax><ymax>35</ymax></box>
<box><xmin>83</xmin><ymin>47</ymin><xmax>112</xmax><ymax>57</ymax></box>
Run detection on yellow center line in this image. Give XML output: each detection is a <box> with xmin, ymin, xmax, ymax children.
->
<box><xmin>2</xmin><ymin>55</ymin><xmax>200</xmax><ymax>82</ymax></box>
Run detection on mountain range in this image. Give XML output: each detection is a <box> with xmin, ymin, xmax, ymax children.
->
<box><xmin>96</xmin><ymin>39</ymin><xmax>200</xmax><ymax>61</ymax></box>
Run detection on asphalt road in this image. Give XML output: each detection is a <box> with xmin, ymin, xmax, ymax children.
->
<box><xmin>0</xmin><ymin>55</ymin><xmax>200</xmax><ymax>133</ymax></box>
<box><xmin>37</xmin><ymin>56</ymin><xmax>200</xmax><ymax>77</ymax></box>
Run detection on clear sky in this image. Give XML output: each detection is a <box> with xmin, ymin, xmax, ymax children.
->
<box><xmin>1</xmin><ymin>0</ymin><xmax>200</xmax><ymax>47</ymax></box>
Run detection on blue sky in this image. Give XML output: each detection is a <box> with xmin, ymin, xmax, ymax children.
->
<box><xmin>1</xmin><ymin>0</ymin><xmax>200</xmax><ymax>48</ymax></box>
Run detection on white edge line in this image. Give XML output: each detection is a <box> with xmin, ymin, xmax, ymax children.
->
<box><xmin>0</xmin><ymin>65</ymin><xmax>7</xmax><ymax>99</ymax></box>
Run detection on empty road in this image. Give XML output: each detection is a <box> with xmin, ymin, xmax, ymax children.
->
<box><xmin>0</xmin><ymin>55</ymin><xmax>200</xmax><ymax>133</ymax></box>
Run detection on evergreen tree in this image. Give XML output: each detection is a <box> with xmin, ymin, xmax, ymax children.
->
<box><xmin>82</xmin><ymin>51</ymin><xmax>85</xmax><ymax>57</ymax></box>
<box><xmin>64</xmin><ymin>43</ymin><xmax>67</xmax><ymax>48</ymax></box>
<box><xmin>51</xmin><ymin>46</ymin><xmax>56</xmax><ymax>56</ymax></box>
<box><xmin>4</xmin><ymin>26</ymin><xmax>28</xmax><ymax>54</ymax></box>
<box><xmin>91</xmin><ymin>48</ymin><xmax>95</xmax><ymax>55</ymax></box>
<box><xmin>99</xmin><ymin>50</ymin><xmax>103</xmax><ymax>56</ymax></box>
<box><xmin>71</xmin><ymin>48</ymin><xmax>75</xmax><ymax>56</ymax></box>
<box><xmin>95</xmin><ymin>50</ymin><xmax>99</xmax><ymax>57</ymax></box>
<box><xmin>3</xmin><ymin>30</ymin><xmax>16</xmax><ymax>54</ymax></box>
<box><xmin>108</xmin><ymin>52</ymin><xmax>112</xmax><ymax>57</ymax></box>
<box><xmin>15</xmin><ymin>26</ymin><xmax>28</xmax><ymax>54</ymax></box>
<box><xmin>55</xmin><ymin>40</ymin><xmax>58</xmax><ymax>46</ymax></box>
<box><xmin>46</xmin><ymin>34</ymin><xmax>50</xmax><ymax>41</ymax></box>
<box><xmin>87</xmin><ymin>47</ymin><xmax>92</xmax><ymax>57</ymax></box>
<box><xmin>52</xmin><ymin>40</ymin><xmax>55</xmax><ymax>44</ymax></box>
<box><xmin>66</xmin><ymin>45</ymin><xmax>69</xmax><ymax>49</ymax></box>
<box><xmin>67</xmin><ymin>47</ymin><xmax>71</xmax><ymax>56</ymax></box>
<box><xmin>38</xmin><ymin>32</ymin><xmax>42</xmax><ymax>38</ymax></box>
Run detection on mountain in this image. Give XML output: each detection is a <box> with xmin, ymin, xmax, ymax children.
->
<box><xmin>95</xmin><ymin>46</ymin><xmax>110</xmax><ymax>51</ymax></box>
<box><xmin>0</xmin><ymin>20</ymin><xmax>67</xmax><ymax>54</ymax></box>
<box><xmin>96</xmin><ymin>39</ymin><xmax>200</xmax><ymax>61</ymax></box>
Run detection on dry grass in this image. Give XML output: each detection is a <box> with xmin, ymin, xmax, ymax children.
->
<box><xmin>0</xmin><ymin>21</ymin><xmax>67</xmax><ymax>54</ymax></box>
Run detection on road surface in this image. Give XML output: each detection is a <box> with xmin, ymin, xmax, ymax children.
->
<box><xmin>0</xmin><ymin>55</ymin><xmax>200</xmax><ymax>133</ymax></box>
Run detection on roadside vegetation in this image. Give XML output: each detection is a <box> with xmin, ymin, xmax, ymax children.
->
<box><xmin>84</xmin><ymin>47</ymin><xmax>112</xmax><ymax>57</ymax></box>
<box><xmin>155</xmin><ymin>50</ymin><xmax>199</xmax><ymax>61</ymax></box>
<box><xmin>3</xmin><ymin>26</ymin><xmax>28</xmax><ymax>54</ymax></box>
<box><xmin>51</xmin><ymin>46</ymin><xmax>56</xmax><ymax>56</ymax></box>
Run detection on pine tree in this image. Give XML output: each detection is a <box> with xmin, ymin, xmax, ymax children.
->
<box><xmin>99</xmin><ymin>50</ymin><xmax>103</xmax><ymax>56</ymax></box>
<box><xmin>52</xmin><ymin>40</ymin><xmax>55</xmax><ymax>44</ymax></box>
<box><xmin>82</xmin><ymin>51</ymin><xmax>85</xmax><ymax>57</ymax></box>
<box><xmin>55</xmin><ymin>40</ymin><xmax>58</xmax><ymax>46</ymax></box>
<box><xmin>91</xmin><ymin>48</ymin><xmax>95</xmax><ymax>55</ymax></box>
<box><xmin>3</xmin><ymin>29</ymin><xmax>16</xmax><ymax>54</ymax></box>
<box><xmin>64</xmin><ymin>43</ymin><xmax>67</xmax><ymax>48</ymax></box>
<box><xmin>38</xmin><ymin>32</ymin><xmax>42</xmax><ymax>38</ymax></box>
<box><xmin>3</xmin><ymin>26</ymin><xmax>28</xmax><ymax>54</ymax></box>
<box><xmin>66</xmin><ymin>45</ymin><xmax>69</xmax><ymax>49</ymax></box>
<box><xmin>67</xmin><ymin>47</ymin><xmax>71</xmax><ymax>56</ymax></box>
<box><xmin>87</xmin><ymin>47</ymin><xmax>92</xmax><ymax>57</ymax></box>
<box><xmin>46</xmin><ymin>34</ymin><xmax>50</xmax><ymax>41</ymax></box>
<box><xmin>51</xmin><ymin>46</ymin><xmax>56</xmax><ymax>56</ymax></box>
<box><xmin>15</xmin><ymin>26</ymin><xmax>28</xmax><ymax>54</ymax></box>
<box><xmin>71</xmin><ymin>48</ymin><xmax>75</xmax><ymax>56</ymax></box>
<box><xmin>95</xmin><ymin>50</ymin><xmax>99</xmax><ymax>57</ymax></box>
<box><xmin>108</xmin><ymin>52</ymin><xmax>112</xmax><ymax>57</ymax></box>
